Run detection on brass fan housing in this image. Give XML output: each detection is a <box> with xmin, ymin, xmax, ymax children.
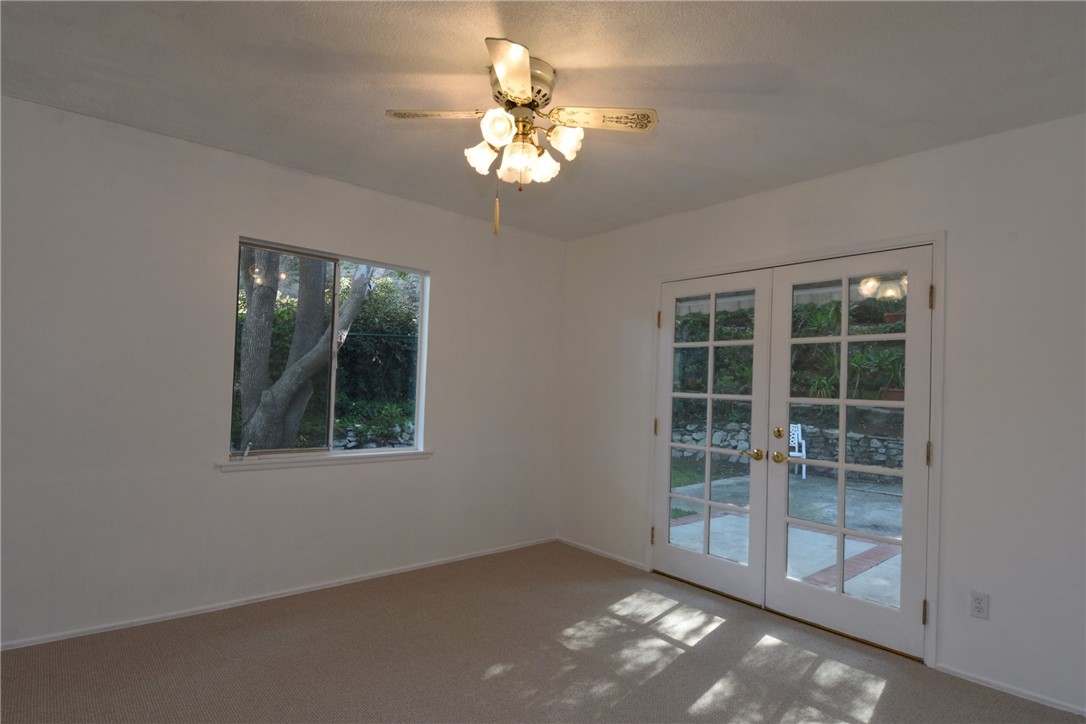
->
<box><xmin>489</xmin><ymin>57</ymin><xmax>556</xmax><ymax>109</ymax></box>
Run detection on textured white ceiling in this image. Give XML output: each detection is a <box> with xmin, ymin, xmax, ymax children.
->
<box><xmin>3</xmin><ymin>2</ymin><xmax>1084</xmax><ymax>241</ymax></box>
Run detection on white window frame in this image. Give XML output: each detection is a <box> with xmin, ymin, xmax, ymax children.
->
<box><xmin>218</xmin><ymin>238</ymin><xmax>431</xmax><ymax>472</ymax></box>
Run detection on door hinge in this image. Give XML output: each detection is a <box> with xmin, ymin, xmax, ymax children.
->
<box><xmin>651</xmin><ymin>526</ymin><xmax>656</xmax><ymax>545</ymax></box>
<box><xmin>922</xmin><ymin>599</ymin><xmax>929</xmax><ymax>625</ymax></box>
<box><xmin>928</xmin><ymin>284</ymin><xmax>935</xmax><ymax>310</ymax></box>
<box><xmin>926</xmin><ymin>441</ymin><xmax>932</xmax><ymax>466</ymax></box>
<box><xmin>654</xmin><ymin>418</ymin><xmax>659</xmax><ymax>436</ymax></box>
<box><xmin>657</xmin><ymin>310</ymin><xmax>662</xmax><ymax>328</ymax></box>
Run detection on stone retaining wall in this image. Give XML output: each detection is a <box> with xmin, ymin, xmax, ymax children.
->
<box><xmin>672</xmin><ymin>422</ymin><xmax>904</xmax><ymax>471</ymax></box>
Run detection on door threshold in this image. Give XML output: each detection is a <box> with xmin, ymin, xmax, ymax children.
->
<box><xmin>652</xmin><ymin>569</ymin><xmax>923</xmax><ymax>663</ymax></box>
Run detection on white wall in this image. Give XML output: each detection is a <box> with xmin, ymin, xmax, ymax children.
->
<box><xmin>1</xmin><ymin>99</ymin><xmax>564</xmax><ymax>645</ymax></box>
<box><xmin>3</xmin><ymin>97</ymin><xmax>1084</xmax><ymax>714</ymax></box>
<box><xmin>559</xmin><ymin>115</ymin><xmax>1086</xmax><ymax>712</ymax></box>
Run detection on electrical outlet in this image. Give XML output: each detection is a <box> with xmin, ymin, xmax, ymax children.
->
<box><xmin>970</xmin><ymin>591</ymin><xmax>989</xmax><ymax>619</ymax></box>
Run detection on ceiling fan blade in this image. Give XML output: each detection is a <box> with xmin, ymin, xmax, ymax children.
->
<box><xmin>386</xmin><ymin>110</ymin><xmax>486</xmax><ymax>120</ymax></box>
<box><xmin>485</xmin><ymin>37</ymin><xmax>533</xmax><ymax>105</ymax></box>
<box><xmin>547</xmin><ymin>107</ymin><xmax>659</xmax><ymax>132</ymax></box>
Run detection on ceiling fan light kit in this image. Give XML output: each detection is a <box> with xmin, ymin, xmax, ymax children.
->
<box><xmin>388</xmin><ymin>37</ymin><xmax>657</xmax><ymax>230</ymax></box>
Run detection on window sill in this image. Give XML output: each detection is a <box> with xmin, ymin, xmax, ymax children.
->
<box><xmin>216</xmin><ymin>449</ymin><xmax>432</xmax><ymax>473</ymax></box>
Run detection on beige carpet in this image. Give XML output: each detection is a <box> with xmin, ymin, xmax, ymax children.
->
<box><xmin>2</xmin><ymin>542</ymin><xmax>1081</xmax><ymax>723</ymax></box>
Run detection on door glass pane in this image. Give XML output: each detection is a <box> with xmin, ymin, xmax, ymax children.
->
<box><xmin>844</xmin><ymin>536</ymin><xmax>901</xmax><ymax>608</ymax></box>
<box><xmin>673</xmin><ymin>348</ymin><xmax>708</xmax><ymax>392</ymax></box>
<box><xmin>669</xmin><ymin>499</ymin><xmax>705</xmax><ymax>552</ymax></box>
<box><xmin>848</xmin><ymin>273</ymin><xmax>907</xmax><ymax>335</ymax></box>
<box><xmin>713</xmin><ymin>346</ymin><xmax>754</xmax><ymax>395</ymax></box>
<box><xmin>672</xmin><ymin>398</ymin><xmax>707</xmax><ymax>440</ymax></box>
<box><xmin>715</xmin><ymin>290</ymin><xmax>755</xmax><ymax>340</ymax></box>
<box><xmin>790</xmin><ymin>343</ymin><xmax>840</xmax><ymax>398</ymax></box>
<box><xmin>788</xmin><ymin>464</ymin><xmax>838</xmax><ymax>526</ymax></box>
<box><xmin>846</xmin><ymin>341</ymin><xmax>905</xmax><ymax>400</ymax></box>
<box><xmin>670</xmin><ymin>448</ymin><xmax>705</xmax><ymax>497</ymax></box>
<box><xmin>710</xmin><ymin>453</ymin><xmax>750</xmax><ymax>507</ymax></box>
<box><xmin>787</xmin><ymin>524</ymin><xmax>838</xmax><ymax>591</ymax></box>
<box><xmin>789</xmin><ymin>404</ymin><xmax>839</xmax><ymax>462</ymax></box>
<box><xmin>711</xmin><ymin>400</ymin><xmax>752</xmax><ymax>448</ymax></box>
<box><xmin>676</xmin><ymin>295</ymin><xmax>710</xmax><ymax>342</ymax></box>
<box><xmin>845</xmin><ymin>471</ymin><xmax>902</xmax><ymax>538</ymax></box>
<box><xmin>845</xmin><ymin>406</ymin><xmax>904</xmax><ymax>469</ymax></box>
<box><xmin>710</xmin><ymin>511</ymin><xmax>749</xmax><ymax>565</ymax></box>
<box><xmin>792</xmin><ymin>281</ymin><xmax>842</xmax><ymax>337</ymax></box>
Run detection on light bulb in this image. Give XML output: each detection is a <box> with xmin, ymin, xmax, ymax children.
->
<box><xmin>857</xmin><ymin>277</ymin><xmax>880</xmax><ymax>298</ymax></box>
<box><xmin>249</xmin><ymin>265</ymin><xmax>264</xmax><ymax>278</ymax></box>
<box><xmin>533</xmin><ymin>149</ymin><xmax>560</xmax><ymax>182</ymax></box>
<box><xmin>278</xmin><ymin>272</ymin><xmax>287</xmax><ymax>281</ymax></box>
<box><xmin>464</xmin><ymin>140</ymin><xmax>498</xmax><ymax>174</ymax></box>
<box><xmin>901</xmin><ymin>275</ymin><xmax>908</xmax><ymax>293</ymax></box>
<box><xmin>480</xmin><ymin>108</ymin><xmax>516</xmax><ymax>148</ymax></box>
<box><xmin>548</xmin><ymin>125</ymin><xmax>584</xmax><ymax>161</ymax></box>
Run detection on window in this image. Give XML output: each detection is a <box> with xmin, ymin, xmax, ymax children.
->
<box><xmin>230</xmin><ymin>239</ymin><xmax>426</xmax><ymax>457</ymax></box>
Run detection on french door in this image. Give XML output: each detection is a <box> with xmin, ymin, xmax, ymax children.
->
<box><xmin>653</xmin><ymin>246</ymin><xmax>933</xmax><ymax>657</ymax></box>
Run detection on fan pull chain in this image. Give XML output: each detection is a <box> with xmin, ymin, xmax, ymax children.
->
<box><xmin>493</xmin><ymin>176</ymin><xmax>501</xmax><ymax>236</ymax></box>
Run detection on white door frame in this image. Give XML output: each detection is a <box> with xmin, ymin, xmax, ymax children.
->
<box><xmin>647</xmin><ymin>231</ymin><xmax>946</xmax><ymax>668</ymax></box>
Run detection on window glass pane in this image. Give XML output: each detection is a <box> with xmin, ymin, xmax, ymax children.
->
<box><xmin>713</xmin><ymin>346</ymin><xmax>754</xmax><ymax>395</ymax></box>
<box><xmin>787</xmin><ymin>524</ymin><xmax>837</xmax><ymax>591</ymax></box>
<box><xmin>670</xmin><ymin>448</ymin><xmax>705</xmax><ymax>497</ymax></box>
<box><xmin>792</xmin><ymin>281</ymin><xmax>842</xmax><ymax>337</ymax></box>
<box><xmin>672</xmin><ymin>398</ymin><xmax>707</xmax><ymax>441</ymax></box>
<box><xmin>846</xmin><ymin>341</ymin><xmax>905</xmax><ymax>401</ymax></box>
<box><xmin>843</xmin><ymin>536</ymin><xmax>901</xmax><ymax>608</ymax></box>
<box><xmin>231</xmin><ymin>247</ymin><xmax>335</xmax><ymax>452</ymax></box>
<box><xmin>710</xmin><ymin>453</ymin><xmax>750</xmax><ymax>507</ymax></box>
<box><xmin>845</xmin><ymin>471</ymin><xmax>902</xmax><ymax>538</ymax></box>
<box><xmin>788</xmin><ymin>464</ymin><xmax>838</xmax><ymax>526</ymax></box>
<box><xmin>790</xmin><ymin>343</ymin><xmax>840</xmax><ymax>399</ymax></box>
<box><xmin>231</xmin><ymin>243</ymin><xmax>426</xmax><ymax>456</ymax></box>
<box><xmin>848</xmin><ymin>273</ymin><xmax>907</xmax><ymax>335</ymax></box>
<box><xmin>675</xmin><ymin>296</ymin><xmax>710</xmax><ymax>342</ymax></box>
<box><xmin>673</xmin><ymin>348</ymin><xmax>708</xmax><ymax>393</ymax></box>
<box><xmin>334</xmin><ymin>265</ymin><xmax>422</xmax><ymax>450</ymax></box>
<box><xmin>709</xmin><ymin>511</ymin><xmax>749</xmax><ymax>565</ymax></box>
<box><xmin>669</xmin><ymin>499</ymin><xmax>705</xmax><ymax>552</ymax></box>
<box><xmin>788</xmin><ymin>404</ymin><xmax>839</xmax><ymax>462</ymax></box>
<box><xmin>714</xmin><ymin>290</ymin><xmax>755</xmax><ymax>340</ymax></box>
<box><xmin>711</xmin><ymin>400</ymin><xmax>752</xmax><ymax>449</ymax></box>
<box><xmin>845</xmin><ymin>406</ymin><xmax>904</xmax><ymax>469</ymax></box>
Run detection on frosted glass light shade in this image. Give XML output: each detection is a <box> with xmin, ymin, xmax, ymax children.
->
<box><xmin>857</xmin><ymin>277</ymin><xmax>880</xmax><ymax>298</ymax></box>
<box><xmin>497</xmin><ymin>141</ymin><xmax>538</xmax><ymax>184</ymax></box>
<box><xmin>480</xmin><ymin>108</ymin><xmax>516</xmax><ymax>147</ymax></box>
<box><xmin>533</xmin><ymin>149</ymin><xmax>561</xmax><ymax>182</ymax></box>
<box><xmin>548</xmin><ymin>125</ymin><xmax>584</xmax><ymax>161</ymax></box>
<box><xmin>464</xmin><ymin>141</ymin><xmax>498</xmax><ymax>174</ymax></box>
<box><xmin>877</xmin><ymin>282</ymin><xmax>903</xmax><ymax>301</ymax></box>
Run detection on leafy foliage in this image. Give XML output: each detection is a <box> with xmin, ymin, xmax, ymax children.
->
<box><xmin>792</xmin><ymin>301</ymin><xmax>841</xmax><ymax>337</ymax></box>
<box><xmin>334</xmin><ymin>274</ymin><xmax>420</xmax><ymax>446</ymax></box>
<box><xmin>674</xmin><ymin>311</ymin><xmax>710</xmax><ymax>343</ymax></box>
<box><xmin>715</xmin><ymin>306</ymin><xmax>755</xmax><ymax>340</ymax></box>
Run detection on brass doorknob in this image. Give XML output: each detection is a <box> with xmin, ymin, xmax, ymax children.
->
<box><xmin>739</xmin><ymin>448</ymin><xmax>764</xmax><ymax>461</ymax></box>
<box><xmin>773</xmin><ymin>426</ymin><xmax>785</xmax><ymax>439</ymax></box>
<box><xmin>771</xmin><ymin>450</ymin><xmax>790</xmax><ymax>464</ymax></box>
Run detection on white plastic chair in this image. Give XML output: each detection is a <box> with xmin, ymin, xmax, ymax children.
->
<box><xmin>789</xmin><ymin>424</ymin><xmax>807</xmax><ymax>479</ymax></box>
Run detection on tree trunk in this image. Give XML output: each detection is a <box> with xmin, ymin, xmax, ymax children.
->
<box><xmin>238</xmin><ymin>249</ymin><xmax>280</xmax><ymax>426</ymax></box>
<box><xmin>279</xmin><ymin>257</ymin><xmax>330</xmax><ymax>447</ymax></box>
<box><xmin>240</xmin><ymin>264</ymin><xmax>375</xmax><ymax>451</ymax></box>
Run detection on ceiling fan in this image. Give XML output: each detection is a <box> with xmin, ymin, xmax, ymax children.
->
<box><xmin>387</xmin><ymin>38</ymin><xmax>658</xmax><ymax>206</ymax></box>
